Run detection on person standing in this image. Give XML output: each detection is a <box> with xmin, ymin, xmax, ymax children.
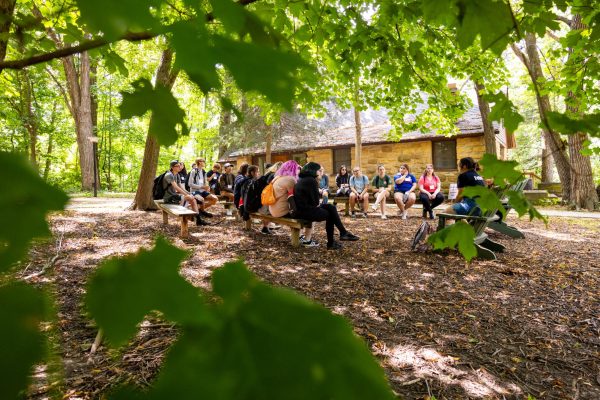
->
<box><xmin>370</xmin><ymin>165</ymin><xmax>392</xmax><ymax>219</ymax></box>
<box><xmin>418</xmin><ymin>164</ymin><xmax>444</xmax><ymax>219</ymax></box>
<box><xmin>393</xmin><ymin>164</ymin><xmax>417</xmax><ymax>219</ymax></box>
<box><xmin>294</xmin><ymin>162</ymin><xmax>359</xmax><ymax>250</ymax></box>
<box><xmin>349</xmin><ymin>166</ymin><xmax>370</xmax><ymax>218</ymax></box>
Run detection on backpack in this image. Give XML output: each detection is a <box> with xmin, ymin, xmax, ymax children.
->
<box><xmin>152</xmin><ymin>171</ymin><xmax>168</xmax><ymax>200</ymax></box>
<box><xmin>234</xmin><ymin>175</ymin><xmax>251</xmax><ymax>208</ymax></box>
<box><xmin>261</xmin><ymin>176</ymin><xmax>280</xmax><ymax>206</ymax></box>
<box><xmin>243</xmin><ymin>175</ymin><xmax>270</xmax><ymax>214</ymax></box>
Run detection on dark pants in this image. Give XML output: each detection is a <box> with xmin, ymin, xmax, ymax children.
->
<box><xmin>297</xmin><ymin>204</ymin><xmax>347</xmax><ymax>245</ymax></box>
<box><xmin>419</xmin><ymin>192</ymin><xmax>444</xmax><ymax>213</ymax></box>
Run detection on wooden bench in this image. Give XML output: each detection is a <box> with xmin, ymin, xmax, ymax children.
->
<box><xmin>216</xmin><ymin>195</ymin><xmax>236</xmax><ymax>217</ymax></box>
<box><xmin>488</xmin><ymin>179</ymin><xmax>528</xmax><ymax>239</ymax></box>
<box><xmin>332</xmin><ymin>194</ymin><xmax>381</xmax><ymax>216</ymax></box>
<box><xmin>243</xmin><ymin>213</ymin><xmax>312</xmax><ymax>247</ymax></box>
<box><xmin>436</xmin><ymin>209</ymin><xmax>505</xmax><ymax>260</ymax></box>
<box><xmin>154</xmin><ymin>200</ymin><xmax>198</xmax><ymax>238</ymax></box>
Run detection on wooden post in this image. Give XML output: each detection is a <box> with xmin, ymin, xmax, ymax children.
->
<box><xmin>344</xmin><ymin>201</ymin><xmax>350</xmax><ymax>216</ymax></box>
<box><xmin>180</xmin><ymin>216</ymin><xmax>189</xmax><ymax>237</ymax></box>
<box><xmin>290</xmin><ymin>228</ymin><xmax>300</xmax><ymax>247</ymax></box>
<box><xmin>162</xmin><ymin>210</ymin><xmax>168</xmax><ymax>224</ymax></box>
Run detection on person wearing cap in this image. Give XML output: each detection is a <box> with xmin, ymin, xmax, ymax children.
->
<box><xmin>219</xmin><ymin>163</ymin><xmax>235</xmax><ymax>203</ymax></box>
<box><xmin>163</xmin><ymin>160</ymin><xmax>208</xmax><ymax>226</ymax></box>
<box><xmin>188</xmin><ymin>158</ymin><xmax>218</xmax><ymax>217</ymax></box>
<box><xmin>294</xmin><ymin>162</ymin><xmax>359</xmax><ymax>250</ymax></box>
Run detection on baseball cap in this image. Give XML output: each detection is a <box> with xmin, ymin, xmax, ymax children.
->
<box><xmin>224</xmin><ymin>162</ymin><xmax>233</xmax><ymax>168</ymax></box>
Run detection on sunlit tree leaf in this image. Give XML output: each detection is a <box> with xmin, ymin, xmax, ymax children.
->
<box><xmin>486</xmin><ymin>91</ymin><xmax>524</xmax><ymax>132</ymax></box>
<box><xmin>428</xmin><ymin>223</ymin><xmax>477</xmax><ymax>261</ymax></box>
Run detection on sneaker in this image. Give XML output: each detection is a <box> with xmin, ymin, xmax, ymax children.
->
<box><xmin>362</xmin><ymin>212</ymin><xmax>368</xmax><ymax>218</ymax></box>
<box><xmin>351</xmin><ymin>212</ymin><xmax>356</xmax><ymax>218</ymax></box>
<box><xmin>370</xmin><ymin>204</ymin><xmax>378</xmax><ymax>212</ymax></box>
<box><xmin>226</xmin><ymin>209</ymin><xmax>233</xmax><ymax>216</ymax></box>
<box><xmin>196</xmin><ymin>215</ymin><xmax>209</xmax><ymax>226</ymax></box>
<box><xmin>301</xmin><ymin>238</ymin><xmax>320</xmax><ymax>247</ymax></box>
<box><xmin>261</xmin><ymin>227</ymin><xmax>273</xmax><ymax>235</ymax></box>
<box><xmin>402</xmin><ymin>211</ymin><xmax>408</xmax><ymax>220</ymax></box>
<box><xmin>381</xmin><ymin>214</ymin><xmax>388</xmax><ymax>220</ymax></box>
<box><xmin>300</xmin><ymin>235</ymin><xmax>305</xmax><ymax>241</ymax></box>
<box><xmin>340</xmin><ymin>232</ymin><xmax>359</xmax><ymax>241</ymax></box>
<box><xmin>327</xmin><ymin>241</ymin><xmax>343</xmax><ymax>250</ymax></box>
<box><xmin>199</xmin><ymin>210</ymin><xmax>213</xmax><ymax>218</ymax></box>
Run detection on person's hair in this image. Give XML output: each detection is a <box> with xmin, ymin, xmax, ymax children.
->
<box><xmin>195</xmin><ymin>158</ymin><xmax>205</xmax><ymax>165</ymax></box>
<box><xmin>237</xmin><ymin>163</ymin><xmax>249</xmax><ymax>175</ymax></box>
<box><xmin>400</xmin><ymin>163</ymin><xmax>410</xmax><ymax>173</ymax></box>
<box><xmin>264</xmin><ymin>163</ymin><xmax>273</xmax><ymax>170</ymax></box>
<box><xmin>422</xmin><ymin>164</ymin><xmax>436</xmax><ymax>178</ymax></box>
<box><xmin>276</xmin><ymin>160</ymin><xmax>300</xmax><ymax>177</ymax></box>
<box><xmin>212</xmin><ymin>163</ymin><xmax>222</xmax><ymax>171</ymax></box>
<box><xmin>338</xmin><ymin>165</ymin><xmax>348</xmax><ymax>175</ymax></box>
<box><xmin>266</xmin><ymin>161</ymin><xmax>282</xmax><ymax>174</ymax></box>
<box><xmin>459</xmin><ymin>157</ymin><xmax>476</xmax><ymax>170</ymax></box>
<box><xmin>300</xmin><ymin>162</ymin><xmax>321</xmax><ymax>178</ymax></box>
<box><xmin>377</xmin><ymin>164</ymin><xmax>385</xmax><ymax>173</ymax></box>
<box><xmin>247</xmin><ymin>165</ymin><xmax>259</xmax><ymax>177</ymax></box>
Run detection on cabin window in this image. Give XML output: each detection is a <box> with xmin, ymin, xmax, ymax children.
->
<box><xmin>432</xmin><ymin>140</ymin><xmax>457</xmax><ymax>170</ymax></box>
<box><xmin>333</xmin><ymin>148</ymin><xmax>351</xmax><ymax>173</ymax></box>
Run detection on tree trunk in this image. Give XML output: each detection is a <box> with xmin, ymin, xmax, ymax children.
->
<box><xmin>265</xmin><ymin>125</ymin><xmax>272</xmax><ymax>164</ymax></box>
<box><xmin>43</xmin><ymin>135</ymin><xmax>53</xmax><ymax>181</ymax></box>
<box><xmin>131</xmin><ymin>49</ymin><xmax>179</xmax><ymax>210</ymax></box>
<box><xmin>565</xmin><ymin>15</ymin><xmax>599</xmax><ymax>210</ymax></box>
<box><xmin>474</xmin><ymin>81</ymin><xmax>496</xmax><ymax>155</ymax></box>
<box><xmin>541</xmin><ymin>135</ymin><xmax>554</xmax><ymax>183</ymax></box>
<box><xmin>511</xmin><ymin>34</ymin><xmax>572</xmax><ymax>201</ymax></box>
<box><xmin>218</xmin><ymin>100</ymin><xmax>232</xmax><ymax>158</ymax></box>
<box><xmin>353</xmin><ymin>106</ymin><xmax>362</xmax><ymax>168</ymax></box>
<box><xmin>0</xmin><ymin>0</ymin><xmax>16</xmax><ymax>73</ymax></box>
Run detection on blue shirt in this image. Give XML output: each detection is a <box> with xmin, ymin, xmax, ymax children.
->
<box><xmin>394</xmin><ymin>173</ymin><xmax>417</xmax><ymax>193</ymax></box>
<box><xmin>350</xmin><ymin>175</ymin><xmax>369</xmax><ymax>192</ymax></box>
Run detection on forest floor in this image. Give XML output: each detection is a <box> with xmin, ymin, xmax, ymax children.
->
<box><xmin>23</xmin><ymin>197</ymin><xmax>600</xmax><ymax>399</ymax></box>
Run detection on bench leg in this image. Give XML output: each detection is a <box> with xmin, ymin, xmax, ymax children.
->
<box><xmin>488</xmin><ymin>221</ymin><xmax>525</xmax><ymax>239</ymax></box>
<box><xmin>344</xmin><ymin>202</ymin><xmax>349</xmax><ymax>216</ymax></box>
<box><xmin>162</xmin><ymin>210</ymin><xmax>168</xmax><ymax>225</ymax></box>
<box><xmin>475</xmin><ymin>244</ymin><xmax>496</xmax><ymax>260</ymax></box>
<box><xmin>180</xmin><ymin>216</ymin><xmax>189</xmax><ymax>237</ymax></box>
<box><xmin>480</xmin><ymin>237</ymin><xmax>505</xmax><ymax>253</ymax></box>
<box><xmin>291</xmin><ymin>228</ymin><xmax>300</xmax><ymax>247</ymax></box>
<box><xmin>244</xmin><ymin>218</ymin><xmax>251</xmax><ymax>230</ymax></box>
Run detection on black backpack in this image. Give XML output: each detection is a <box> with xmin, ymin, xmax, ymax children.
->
<box><xmin>242</xmin><ymin>175</ymin><xmax>270</xmax><ymax>214</ymax></box>
<box><xmin>234</xmin><ymin>175</ymin><xmax>251</xmax><ymax>208</ymax></box>
<box><xmin>152</xmin><ymin>171</ymin><xmax>168</xmax><ymax>200</ymax></box>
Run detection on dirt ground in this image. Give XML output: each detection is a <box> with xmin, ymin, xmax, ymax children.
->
<box><xmin>23</xmin><ymin>197</ymin><xmax>600</xmax><ymax>399</ymax></box>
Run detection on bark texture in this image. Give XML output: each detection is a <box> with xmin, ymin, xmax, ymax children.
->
<box><xmin>353</xmin><ymin>105</ymin><xmax>362</xmax><ymax>168</ymax></box>
<box><xmin>474</xmin><ymin>81</ymin><xmax>497</xmax><ymax>155</ymax></box>
<box><xmin>131</xmin><ymin>49</ymin><xmax>179</xmax><ymax>210</ymax></box>
<box><xmin>0</xmin><ymin>0</ymin><xmax>16</xmax><ymax>72</ymax></box>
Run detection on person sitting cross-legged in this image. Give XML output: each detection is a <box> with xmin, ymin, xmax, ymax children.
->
<box><xmin>349</xmin><ymin>166</ymin><xmax>370</xmax><ymax>218</ymax></box>
<box><xmin>370</xmin><ymin>164</ymin><xmax>392</xmax><ymax>219</ymax></box>
<box><xmin>393</xmin><ymin>164</ymin><xmax>417</xmax><ymax>219</ymax></box>
<box><xmin>162</xmin><ymin>160</ymin><xmax>208</xmax><ymax>226</ymax></box>
<box><xmin>294</xmin><ymin>162</ymin><xmax>359</xmax><ymax>250</ymax></box>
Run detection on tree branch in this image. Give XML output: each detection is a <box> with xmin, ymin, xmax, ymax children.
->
<box><xmin>0</xmin><ymin>0</ymin><xmax>260</xmax><ymax>70</ymax></box>
<box><xmin>554</xmin><ymin>15</ymin><xmax>572</xmax><ymax>26</ymax></box>
<box><xmin>510</xmin><ymin>43</ymin><xmax>530</xmax><ymax>70</ymax></box>
<box><xmin>45</xmin><ymin>66</ymin><xmax>74</xmax><ymax>116</ymax></box>
<box><xmin>545</xmin><ymin>29</ymin><xmax>561</xmax><ymax>43</ymax></box>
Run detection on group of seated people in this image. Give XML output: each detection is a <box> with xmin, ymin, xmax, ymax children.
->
<box><xmin>162</xmin><ymin>156</ymin><xmax>486</xmax><ymax>247</ymax></box>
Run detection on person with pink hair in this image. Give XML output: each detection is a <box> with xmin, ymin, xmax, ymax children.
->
<box><xmin>270</xmin><ymin>160</ymin><xmax>317</xmax><ymax>246</ymax></box>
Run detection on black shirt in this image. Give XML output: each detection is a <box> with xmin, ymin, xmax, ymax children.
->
<box><xmin>294</xmin><ymin>174</ymin><xmax>320</xmax><ymax>213</ymax></box>
<box><xmin>457</xmin><ymin>170</ymin><xmax>485</xmax><ymax>200</ymax></box>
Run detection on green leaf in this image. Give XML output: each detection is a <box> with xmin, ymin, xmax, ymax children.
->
<box><xmin>454</xmin><ymin>0</ymin><xmax>515</xmax><ymax>54</ymax></box>
<box><xmin>212</xmin><ymin>36</ymin><xmax>306</xmax><ymax>109</ymax></box>
<box><xmin>486</xmin><ymin>91</ymin><xmax>524</xmax><ymax>132</ymax></box>
<box><xmin>123</xmin><ymin>260</ymin><xmax>396</xmax><ymax>400</ymax></box>
<box><xmin>0</xmin><ymin>152</ymin><xmax>69</xmax><ymax>271</ymax></box>
<box><xmin>477</xmin><ymin>153</ymin><xmax>523</xmax><ymax>186</ymax></box>
<box><xmin>209</xmin><ymin>0</ymin><xmax>246</xmax><ymax>33</ymax></box>
<box><xmin>428</xmin><ymin>223</ymin><xmax>477</xmax><ymax>261</ymax></box>
<box><xmin>75</xmin><ymin>0</ymin><xmax>161</xmax><ymax>39</ymax></box>
<box><xmin>546</xmin><ymin>111</ymin><xmax>600</xmax><ymax>137</ymax></box>
<box><xmin>119</xmin><ymin>78</ymin><xmax>189</xmax><ymax>147</ymax></box>
<box><xmin>462</xmin><ymin>186</ymin><xmax>506</xmax><ymax>218</ymax></box>
<box><xmin>103</xmin><ymin>49</ymin><xmax>129</xmax><ymax>77</ymax></box>
<box><xmin>0</xmin><ymin>282</ymin><xmax>48</xmax><ymax>399</ymax></box>
<box><xmin>85</xmin><ymin>237</ymin><xmax>212</xmax><ymax>347</ymax></box>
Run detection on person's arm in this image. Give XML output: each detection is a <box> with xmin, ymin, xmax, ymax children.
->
<box><xmin>349</xmin><ymin>176</ymin><xmax>358</xmax><ymax>194</ymax></box>
<box><xmin>418</xmin><ymin>176</ymin><xmax>427</xmax><ymax>194</ymax></box>
<box><xmin>324</xmin><ymin>175</ymin><xmax>329</xmax><ymax>190</ymax></box>
<box><xmin>360</xmin><ymin>176</ymin><xmax>369</xmax><ymax>195</ymax></box>
<box><xmin>432</xmin><ymin>177</ymin><xmax>441</xmax><ymax>197</ymax></box>
<box><xmin>171</xmin><ymin>179</ymin><xmax>190</xmax><ymax>196</ymax></box>
<box><xmin>394</xmin><ymin>174</ymin><xmax>406</xmax><ymax>185</ymax></box>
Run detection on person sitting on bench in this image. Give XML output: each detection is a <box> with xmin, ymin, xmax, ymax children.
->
<box><xmin>188</xmin><ymin>158</ymin><xmax>218</xmax><ymax>217</ymax></box>
<box><xmin>163</xmin><ymin>160</ymin><xmax>208</xmax><ymax>226</ymax></box>
<box><xmin>444</xmin><ymin>157</ymin><xmax>485</xmax><ymax>216</ymax></box>
<box><xmin>335</xmin><ymin>165</ymin><xmax>350</xmax><ymax>197</ymax></box>
<box><xmin>393</xmin><ymin>164</ymin><xmax>417</xmax><ymax>219</ymax></box>
<box><xmin>269</xmin><ymin>160</ymin><xmax>317</xmax><ymax>246</ymax></box>
<box><xmin>219</xmin><ymin>163</ymin><xmax>235</xmax><ymax>203</ymax></box>
<box><xmin>349</xmin><ymin>166</ymin><xmax>370</xmax><ymax>218</ymax></box>
<box><xmin>370</xmin><ymin>164</ymin><xmax>392</xmax><ymax>219</ymax></box>
<box><xmin>317</xmin><ymin>167</ymin><xmax>330</xmax><ymax>205</ymax></box>
<box><xmin>418</xmin><ymin>164</ymin><xmax>444</xmax><ymax>219</ymax></box>
<box><xmin>294</xmin><ymin>162</ymin><xmax>359</xmax><ymax>250</ymax></box>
